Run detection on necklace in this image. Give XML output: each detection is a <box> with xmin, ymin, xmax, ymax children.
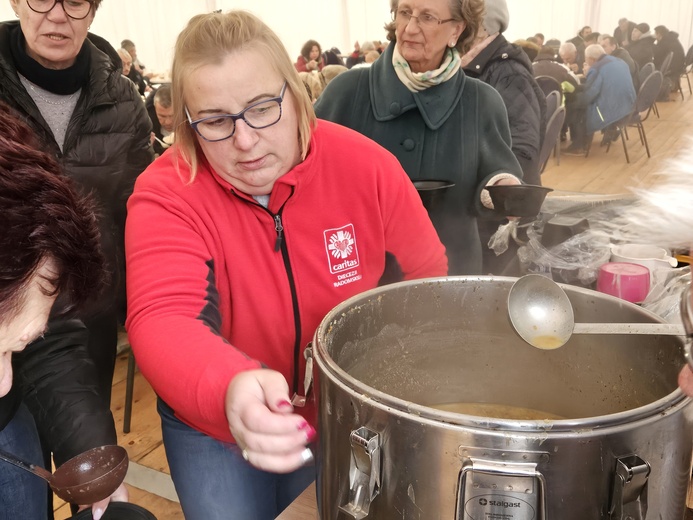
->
<box><xmin>27</xmin><ymin>82</ymin><xmax>78</xmax><ymax>106</ymax></box>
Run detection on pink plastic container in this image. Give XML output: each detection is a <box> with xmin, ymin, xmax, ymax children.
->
<box><xmin>596</xmin><ymin>262</ymin><xmax>650</xmax><ymax>303</ymax></box>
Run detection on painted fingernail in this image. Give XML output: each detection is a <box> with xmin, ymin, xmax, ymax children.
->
<box><xmin>305</xmin><ymin>426</ymin><xmax>317</xmax><ymax>442</ymax></box>
<box><xmin>298</xmin><ymin>421</ymin><xmax>311</xmax><ymax>431</ymax></box>
<box><xmin>277</xmin><ymin>399</ymin><xmax>293</xmax><ymax>411</ymax></box>
<box><xmin>93</xmin><ymin>507</ymin><xmax>105</xmax><ymax>520</ymax></box>
<box><xmin>300</xmin><ymin>447</ymin><xmax>314</xmax><ymax>465</ymax></box>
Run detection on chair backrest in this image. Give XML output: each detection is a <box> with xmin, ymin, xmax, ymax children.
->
<box><xmin>659</xmin><ymin>51</ymin><xmax>674</xmax><ymax>76</ymax></box>
<box><xmin>535</xmin><ymin>75</ymin><xmax>562</xmax><ymax>99</ymax></box>
<box><xmin>539</xmin><ymin>106</ymin><xmax>566</xmax><ymax>172</ymax></box>
<box><xmin>545</xmin><ymin>90</ymin><xmax>561</xmax><ymax>119</ymax></box>
<box><xmin>638</xmin><ymin>62</ymin><xmax>655</xmax><ymax>85</ymax></box>
<box><xmin>685</xmin><ymin>44</ymin><xmax>693</xmax><ymax>71</ymax></box>
<box><xmin>635</xmin><ymin>71</ymin><xmax>663</xmax><ymax>115</ymax></box>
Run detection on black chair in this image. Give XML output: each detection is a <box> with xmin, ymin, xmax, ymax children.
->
<box><xmin>681</xmin><ymin>44</ymin><xmax>693</xmax><ymax>95</ymax></box>
<box><xmin>535</xmin><ymin>75</ymin><xmax>562</xmax><ymax>101</ymax></box>
<box><xmin>545</xmin><ymin>90</ymin><xmax>561</xmax><ymax>118</ymax></box>
<box><xmin>638</xmin><ymin>63</ymin><xmax>658</xmax><ymax>116</ymax></box>
<box><xmin>606</xmin><ymin>71</ymin><xmax>663</xmax><ymax>163</ymax></box>
<box><xmin>638</xmin><ymin>62</ymin><xmax>655</xmax><ymax>85</ymax></box>
<box><xmin>539</xmin><ymin>106</ymin><xmax>566</xmax><ymax>173</ymax></box>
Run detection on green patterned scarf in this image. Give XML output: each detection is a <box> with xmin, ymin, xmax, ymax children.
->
<box><xmin>392</xmin><ymin>44</ymin><xmax>461</xmax><ymax>92</ymax></box>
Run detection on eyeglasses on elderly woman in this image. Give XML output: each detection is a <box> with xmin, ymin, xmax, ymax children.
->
<box><xmin>393</xmin><ymin>8</ymin><xmax>455</xmax><ymax>28</ymax></box>
<box><xmin>185</xmin><ymin>81</ymin><xmax>287</xmax><ymax>142</ymax></box>
<box><xmin>26</xmin><ymin>0</ymin><xmax>94</xmax><ymax>20</ymax></box>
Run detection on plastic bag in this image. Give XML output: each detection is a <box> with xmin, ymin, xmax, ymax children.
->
<box><xmin>641</xmin><ymin>266</ymin><xmax>691</xmax><ymax>323</ymax></box>
<box><xmin>517</xmin><ymin>227</ymin><xmax>612</xmax><ymax>286</ymax></box>
<box><xmin>487</xmin><ymin>220</ymin><xmax>520</xmax><ymax>256</ymax></box>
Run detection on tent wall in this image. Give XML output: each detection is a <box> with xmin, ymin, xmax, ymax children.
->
<box><xmin>0</xmin><ymin>1</ymin><xmax>690</xmax><ymax>78</ymax></box>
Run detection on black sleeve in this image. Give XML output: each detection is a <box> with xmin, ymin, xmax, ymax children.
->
<box><xmin>14</xmin><ymin>319</ymin><xmax>117</xmax><ymax>467</ymax></box>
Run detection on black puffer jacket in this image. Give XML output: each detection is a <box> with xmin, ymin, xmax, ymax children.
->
<box><xmin>653</xmin><ymin>31</ymin><xmax>686</xmax><ymax>79</ymax></box>
<box><xmin>0</xmin><ymin>21</ymin><xmax>152</xmax><ymax>463</ymax></box>
<box><xmin>464</xmin><ymin>34</ymin><xmax>546</xmax><ymax>185</ymax></box>
<box><xmin>628</xmin><ymin>34</ymin><xmax>656</xmax><ymax>69</ymax></box>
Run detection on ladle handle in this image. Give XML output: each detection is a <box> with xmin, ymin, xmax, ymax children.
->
<box><xmin>572</xmin><ymin>323</ymin><xmax>685</xmax><ymax>335</ymax></box>
<box><xmin>0</xmin><ymin>447</ymin><xmax>53</xmax><ymax>482</ymax></box>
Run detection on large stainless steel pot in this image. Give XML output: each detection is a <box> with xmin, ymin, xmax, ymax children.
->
<box><xmin>313</xmin><ymin>276</ymin><xmax>693</xmax><ymax>520</ymax></box>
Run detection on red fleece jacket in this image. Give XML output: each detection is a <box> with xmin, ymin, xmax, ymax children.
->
<box><xmin>125</xmin><ymin>119</ymin><xmax>447</xmax><ymax>442</ymax></box>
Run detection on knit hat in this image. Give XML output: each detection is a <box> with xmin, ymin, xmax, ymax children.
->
<box><xmin>483</xmin><ymin>0</ymin><xmax>510</xmax><ymax>35</ymax></box>
<box><xmin>635</xmin><ymin>23</ymin><xmax>650</xmax><ymax>34</ymax></box>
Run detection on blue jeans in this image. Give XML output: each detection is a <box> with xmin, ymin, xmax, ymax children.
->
<box><xmin>158</xmin><ymin>399</ymin><xmax>316</xmax><ymax>519</ymax></box>
<box><xmin>0</xmin><ymin>403</ymin><xmax>48</xmax><ymax>520</ymax></box>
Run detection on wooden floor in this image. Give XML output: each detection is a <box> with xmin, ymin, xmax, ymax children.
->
<box><xmin>53</xmin><ymin>80</ymin><xmax>693</xmax><ymax>519</ymax></box>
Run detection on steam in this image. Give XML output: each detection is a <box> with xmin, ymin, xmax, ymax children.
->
<box><xmin>618</xmin><ymin>143</ymin><xmax>693</xmax><ymax>251</ymax></box>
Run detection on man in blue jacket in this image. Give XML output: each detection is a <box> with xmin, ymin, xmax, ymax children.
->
<box><xmin>564</xmin><ymin>44</ymin><xmax>636</xmax><ymax>155</ymax></box>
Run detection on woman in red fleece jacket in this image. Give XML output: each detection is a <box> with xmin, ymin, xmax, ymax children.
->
<box><xmin>125</xmin><ymin>10</ymin><xmax>447</xmax><ymax>520</ymax></box>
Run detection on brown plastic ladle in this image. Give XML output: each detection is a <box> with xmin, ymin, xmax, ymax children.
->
<box><xmin>0</xmin><ymin>445</ymin><xmax>128</xmax><ymax>504</ymax></box>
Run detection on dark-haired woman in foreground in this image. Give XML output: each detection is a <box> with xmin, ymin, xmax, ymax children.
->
<box><xmin>0</xmin><ymin>101</ymin><xmax>124</xmax><ymax>519</ymax></box>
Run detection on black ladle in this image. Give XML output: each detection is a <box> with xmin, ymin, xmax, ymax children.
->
<box><xmin>0</xmin><ymin>445</ymin><xmax>128</xmax><ymax>504</ymax></box>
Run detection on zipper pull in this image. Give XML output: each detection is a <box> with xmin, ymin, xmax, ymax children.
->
<box><xmin>274</xmin><ymin>214</ymin><xmax>284</xmax><ymax>251</ymax></box>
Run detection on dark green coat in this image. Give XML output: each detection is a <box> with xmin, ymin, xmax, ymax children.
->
<box><xmin>315</xmin><ymin>44</ymin><xmax>522</xmax><ymax>274</ymax></box>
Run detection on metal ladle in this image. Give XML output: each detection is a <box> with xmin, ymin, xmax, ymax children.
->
<box><xmin>0</xmin><ymin>445</ymin><xmax>128</xmax><ymax>504</ymax></box>
<box><xmin>507</xmin><ymin>274</ymin><xmax>685</xmax><ymax>349</ymax></box>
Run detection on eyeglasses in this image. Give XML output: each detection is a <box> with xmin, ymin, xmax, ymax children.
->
<box><xmin>186</xmin><ymin>82</ymin><xmax>287</xmax><ymax>142</ymax></box>
<box><xmin>26</xmin><ymin>0</ymin><xmax>94</xmax><ymax>20</ymax></box>
<box><xmin>394</xmin><ymin>8</ymin><xmax>454</xmax><ymax>28</ymax></box>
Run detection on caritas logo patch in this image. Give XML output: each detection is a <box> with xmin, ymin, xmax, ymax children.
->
<box><xmin>324</xmin><ymin>224</ymin><xmax>360</xmax><ymax>274</ymax></box>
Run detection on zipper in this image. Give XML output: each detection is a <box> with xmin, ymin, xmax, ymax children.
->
<box><xmin>233</xmin><ymin>190</ymin><xmax>305</xmax><ymax>400</ymax></box>
<box><xmin>274</xmin><ymin>214</ymin><xmax>284</xmax><ymax>251</ymax></box>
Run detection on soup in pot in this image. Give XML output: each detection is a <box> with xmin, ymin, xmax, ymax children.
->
<box><xmin>430</xmin><ymin>402</ymin><xmax>565</xmax><ymax>420</ymax></box>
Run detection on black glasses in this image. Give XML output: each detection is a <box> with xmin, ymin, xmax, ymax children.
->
<box><xmin>186</xmin><ymin>82</ymin><xmax>287</xmax><ymax>142</ymax></box>
<box><xmin>394</xmin><ymin>8</ymin><xmax>454</xmax><ymax>28</ymax></box>
<box><xmin>26</xmin><ymin>0</ymin><xmax>94</xmax><ymax>20</ymax></box>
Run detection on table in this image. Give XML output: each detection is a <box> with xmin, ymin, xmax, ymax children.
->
<box><xmin>277</xmin><ymin>483</ymin><xmax>318</xmax><ymax>520</ymax></box>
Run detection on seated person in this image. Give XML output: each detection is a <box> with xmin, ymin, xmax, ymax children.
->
<box><xmin>628</xmin><ymin>23</ymin><xmax>655</xmax><ymax>70</ymax></box>
<box><xmin>346</xmin><ymin>40</ymin><xmax>376</xmax><ymax>68</ymax></box>
<box><xmin>146</xmin><ymin>84</ymin><xmax>174</xmax><ymax>155</ymax></box>
<box><xmin>653</xmin><ymin>25</ymin><xmax>686</xmax><ymax>93</ymax></box>
<box><xmin>559</xmin><ymin>41</ymin><xmax>583</xmax><ymax>75</ymax></box>
<box><xmin>121</xmin><ymin>39</ymin><xmax>151</xmax><ymax>95</ymax></box>
<box><xmin>0</xmin><ymin>101</ymin><xmax>126</xmax><ymax>519</ymax></box>
<box><xmin>533</xmin><ymin>46</ymin><xmax>579</xmax><ymax>89</ymax></box>
<box><xmin>117</xmin><ymin>47</ymin><xmax>133</xmax><ymax>77</ymax></box>
<box><xmin>601</xmin><ymin>36</ymin><xmax>638</xmax><ymax>88</ymax></box>
<box><xmin>294</xmin><ymin>40</ymin><xmax>324</xmax><ymax>72</ymax></box>
<box><xmin>614</xmin><ymin>18</ymin><xmax>636</xmax><ymax>48</ymax></box>
<box><xmin>563</xmin><ymin>44</ymin><xmax>636</xmax><ymax>155</ymax></box>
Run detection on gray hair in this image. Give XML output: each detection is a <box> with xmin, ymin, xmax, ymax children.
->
<box><xmin>559</xmin><ymin>42</ymin><xmax>577</xmax><ymax>56</ymax></box>
<box><xmin>585</xmin><ymin>43</ymin><xmax>605</xmax><ymax>61</ymax></box>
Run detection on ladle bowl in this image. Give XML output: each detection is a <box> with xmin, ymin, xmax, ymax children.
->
<box><xmin>507</xmin><ymin>274</ymin><xmax>685</xmax><ymax>349</ymax></box>
<box><xmin>0</xmin><ymin>445</ymin><xmax>128</xmax><ymax>504</ymax></box>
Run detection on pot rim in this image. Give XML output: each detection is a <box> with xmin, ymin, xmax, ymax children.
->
<box><xmin>314</xmin><ymin>276</ymin><xmax>690</xmax><ymax>433</ymax></box>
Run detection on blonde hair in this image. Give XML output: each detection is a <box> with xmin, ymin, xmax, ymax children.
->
<box><xmin>384</xmin><ymin>0</ymin><xmax>484</xmax><ymax>56</ymax></box>
<box><xmin>171</xmin><ymin>10</ymin><xmax>316</xmax><ymax>181</ymax></box>
<box><xmin>298</xmin><ymin>71</ymin><xmax>324</xmax><ymax>102</ymax></box>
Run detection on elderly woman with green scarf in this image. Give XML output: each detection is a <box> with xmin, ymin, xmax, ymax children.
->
<box><xmin>315</xmin><ymin>0</ymin><xmax>523</xmax><ymax>276</ymax></box>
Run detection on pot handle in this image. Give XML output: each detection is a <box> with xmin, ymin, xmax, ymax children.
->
<box><xmin>457</xmin><ymin>456</ymin><xmax>547</xmax><ymax>520</ymax></box>
<box><xmin>609</xmin><ymin>455</ymin><xmax>650</xmax><ymax>520</ymax></box>
<box><xmin>338</xmin><ymin>427</ymin><xmax>381</xmax><ymax>519</ymax></box>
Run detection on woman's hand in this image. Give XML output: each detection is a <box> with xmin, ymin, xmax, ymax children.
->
<box><xmin>77</xmin><ymin>482</ymin><xmax>128</xmax><ymax>520</ymax></box>
<box><xmin>226</xmin><ymin>369</ymin><xmax>315</xmax><ymax>474</ymax></box>
<box><xmin>679</xmin><ymin>365</ymin><xmax>693</xmax><ymax>397</ymax></box>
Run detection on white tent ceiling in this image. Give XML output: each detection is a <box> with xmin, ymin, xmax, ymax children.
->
<box><xmin>0</xmin><ymin>0</ymin><xmax>691</xmax><ymax>75</ymax></box>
